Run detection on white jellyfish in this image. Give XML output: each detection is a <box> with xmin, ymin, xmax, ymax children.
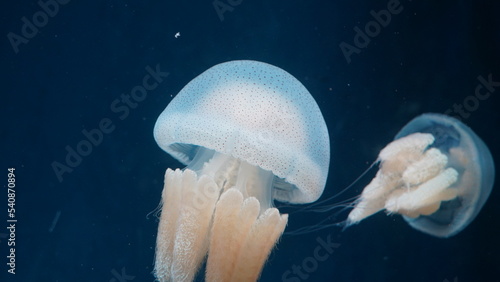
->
<box><xmin>347</xmin><ymin>113</ymin><xmax>495</xmax><ymax>238</ymax></box>
<box><xmin>153</xmin><ymin>60</ymin><xmax>330</xmax><ymax>281</ymax></box>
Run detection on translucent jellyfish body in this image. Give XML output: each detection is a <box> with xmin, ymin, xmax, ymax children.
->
<box><xmin>348</xmin><ymin>113</ymin><xmax>495</xmax><ymax>238</ymax></box>
<box><xmin>153</xmin><ymin>60</ymin><xmax>329</xmax><ymax>281</ymax></box>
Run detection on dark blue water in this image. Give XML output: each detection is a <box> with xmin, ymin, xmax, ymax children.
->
<box><xmin>1</xmin><ymin>0</ymin><xmax>499</xmax><ymax>281</ymax></box>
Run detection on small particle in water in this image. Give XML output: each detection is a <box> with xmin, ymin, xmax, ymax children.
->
<box><xmin>175</xmin><ymin>32</ymin><xmax>181</xmax><ymax>38</ymax></box>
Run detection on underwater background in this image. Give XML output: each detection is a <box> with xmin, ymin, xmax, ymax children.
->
<box><xmin>1</xmin><ymin>0</ymin><xmax>500</xmax><ymax>281</ymax></box>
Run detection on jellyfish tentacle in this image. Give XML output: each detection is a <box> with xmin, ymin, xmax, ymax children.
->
<box><xmin>378</xmin><ymin>133</ymin><xmax>434</xmax><ymax>162</ymax></box>
<box><xmin>154</xmin><ymin>168</ymin><xmax>182</xmax><ymax>281</ymax></box>
<box><xmin>346</xmin><ymin>170</ymin><xmax>392</xmax><ymax>225</ymax></box>
<box><xmin>348</xmin><ymin>132</ymin><xmax>459</xmax><ymax>227</ymax></box>
<box><xmin>402</xmin><ymin>148</ymin><xmax>448</xmax><ymax>186</ymax></box>
<box><xmin>385</xmin><ymin>167</ymin><xmax>459</xmax><ymax>215</ymax></box>
<box><xmin>205</xmin><ymin>188</ymin><xmax>288</xmax><ymax>282</ymax></box>
<box><xmin>347</xmin><ymin>134</ymin><xmax>433</xmax><ymax>225</ymax></box>
<box><xmin>154</xmin><ymin>169</ymin><xmax>222</xmax><ymax>282</ymax></box>
<box><xmin>231</xmin><ymin>208</ymin><xmax>288</xmax><ymax>281</ymax></box>
<box><xmin>206</xmin><ymin>188</ymin><xmax>257</xmax><ymax>281</ymax></box>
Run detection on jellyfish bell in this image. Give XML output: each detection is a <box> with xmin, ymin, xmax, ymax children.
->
<box><xmin>153</xmin><ymin>60</ymin><xmax>330</xmax><ymax>281</ymax></box>
<box><xmin>347</xmin><ymin>113</ymin><xmax>495</xmax><ymax>238</ymax></box>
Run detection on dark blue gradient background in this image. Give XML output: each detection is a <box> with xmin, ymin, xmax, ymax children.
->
<box><xmin>1</xmin><ymin>1</ymin><xmax>499</xmax><ymax>281</ymax></box>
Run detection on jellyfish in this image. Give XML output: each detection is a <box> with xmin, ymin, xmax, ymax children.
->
<box><xmin>347</xmin><ymin>113</ymin><xmax>495</xmax><ymax>237</ymax></box>
<box><xmin>153</xmin><ymin>60</ymin><xmax>330</xmax><ymax>281</ymax></box>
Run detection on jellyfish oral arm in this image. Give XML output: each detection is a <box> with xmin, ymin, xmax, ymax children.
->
<box><xmin>154</xmin><ymin>148</ymin><xmax>288</xmax><ymax>282</ymax></box>
<box><xmin>347</xmin><ymin>133</ymin><xmax>460</xmax><ymax>225</ymax></box>
<box><xmin>154</xmin><ymin>168</ymin><xmax>221</xmax><ymax>281</ymax></box>
<box><xmin>385</xmin><ymin>167</ymin><xmax>459</xmax><ymax>217</ymax></box>
<box><xmin>206</xmin><ymin>188</ymin><xmax>288</xmax><ymax>281</ymax></box>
